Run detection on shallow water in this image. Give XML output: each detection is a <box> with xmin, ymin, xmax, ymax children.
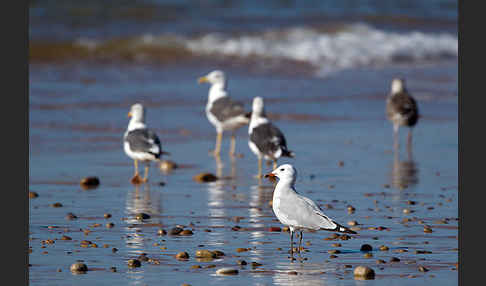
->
<box><xmin>29</xmin><ymin>58</ymin><xmax>457</xmax><ymax>285</ymax></box>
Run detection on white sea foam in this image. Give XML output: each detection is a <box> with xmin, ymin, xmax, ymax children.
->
<box><xmin>184</xmin><ymin>23</ymin><xmax>458</xmax><ymax>76</ymax></box>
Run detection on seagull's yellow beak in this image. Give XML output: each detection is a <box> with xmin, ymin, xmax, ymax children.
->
<box><xmin>198</xmin><ymin>76</ymin><xmax>209</xmax><ymax>84</ymax></box>
<box><xmin>127</xmin><ymin>112</ymin><xmax>132</xmax><ymax>118</ymax></box>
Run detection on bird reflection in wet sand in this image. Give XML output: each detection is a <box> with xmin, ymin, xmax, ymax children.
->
<box><xmin>390</xmin><ymin>143</ymin><xmax>419</xmax><ymax>190</ymax></box>
<box><xmin>124</xmin><ymin>184</ymin><xmax>162</xmax><ymax>252</ymax></box>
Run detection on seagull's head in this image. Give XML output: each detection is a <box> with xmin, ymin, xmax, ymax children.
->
<box><xmin>198</xmin><ymin>70</ymin><xmax>226</xmax><ymax>86</ymax></box>
<box><xmin>252</xmin><ymin>96</ymin><xmax>265</xmax><ymax>116</ymax></box>
<box><xmin>265</xmin><ymin>164</ymin><xmax>297</xmax><ymax>184</ymax></box>
<box><xmin>128</xmin><ymin>103</ymin><xmax>145</xmax><ymax>123</ymax></box>
<box><xmin>391</xmin><ymin>78</ymin><xmax>406</xmax><ymax>94</ymax></box>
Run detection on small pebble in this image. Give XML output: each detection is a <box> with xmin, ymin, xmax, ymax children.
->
<box><xmin>80</xmin><ymin>177</ymin><xmax>100</xmax><ymax>189</ymax></box>
<box><xmin>376</xmin><ymin>259</ymin><xmax>386</xmax><ymax>264</ymax></box>
<box><xmin>212</xmin><ymin>250</ymin><xmax>225</xmax><ymax>257</ymax></box>
<box><xmin>379</xmin><ymin>245</ymin><xmax>389</xmax><ymax>251</ymax></box>
<box><xmin>110</xmin><ymin>267</ymin><xmax>117</xmax><ymax>272</ymax></box>
<box><xmin>268</xmin><ymin>227</ymin><xmax>281</xmax><ymax>232</ymax></box>
<box><xmin>216</xmin><ymin>268</ymin><xmax>238</xmax><ymax>275</ymax></box>
<box><xmin>176</xmin><ymin>252</ymin><xmax>189</xmax><ymax>260</ymax></box>
<box><xmin>170</xmin><ymin>227</ymin><xmax>184</xmax><ymax>235</ymax></box>
<box><xmin>328</xmin><ymin>249</ymin><xmax>341</xmax><ymax>254</ymax></box>
<box><xmin>424</xmin><ymin>226</ymin><xmax>433</xmax><ymax>233</ymax></box>
<box><xmin>193</xmin><ymin>173</ymin><xmax>218</xmax><ymax>183</ymax></box>
<box><xmin>127</xmin><ymin>259</ymin><xmax>141</xmax><ymax>268</ymax></box>
<box><xmin>390</xmin><ymin>257</ymin><xmax>400</xmax><ymax>262</ymax></box>
<box><xmin>70</xmin><ymin>263</ymin><xmax>88</xmax><ymax>274</ymax></box>
<box><xmin>348</xmin><ymin>220</ymin><xmax>358</xmax><ymax>226</ymax></box>
<box><xmin>418</xmin><ymin>266</ymin><xmax>429</xmax><ymax>272</ymax></box>
<box><xmin>195</xmin><ymin>250</ymin><xmax>216</xmax><ymax>258</ymax></box>
<box><xmin>331</xmin><ymin>243</ymin><xmax>342</xmax><ymax>247</ymax></box>
<box><xmin>251</xmin><ymin>262</ymin><xmax>262</xmax><ymax>268</ymax></box>
<box><xmin>288</xmin><ymin>271</ymin><xmax>298</xmax><ymax>275</ymax></box>
<box><xmin>104</xmin><ymin>213</ymin><xmax>112</xmax><ymax>219</ymax></box>
<box><xmin>191</xmin><ymin>265</ymin><xmax>202</xmax><ymax>269</ymax></box>
<box><xmin>360</xmin><ymin>244</ymin><xmax>373</xmax><ymax>251</ymax></box>
<box><xmin>61</xmin><ymin>235</ymin><xmax>72</xmax><ymax>240</ymax></box>
<box><xmin>363</xmin><ymin>253</ymin><xmax>373</xmax><ymax>258</ymax></box>
<box><xmin>159</xmin><ymin>160</ymin><xmax>178</xmax><ymax>173</ymax></box>
<box><xmin>65</xmin><ymin>213</ymin><xmax>78</xmax><ymax>220</ymax></box>
<box><xmin>106</xmin><ymin>223</ymin><xmax>115</xmax><ymax>229</ymax></box>
<box><xmin>135</xmin><ymin>213</ymin><xmax>150</xmax><ymax>220</ymax></box>
<box><xmin>353</xmin><ymin>266</ymin><xmax>375</xmax><ymax>280</ymax></box>
<box><xmin>236</xmin><ymin>248</ymin><xmax>249</xmax><ymax>253</ymax></box>
<box><xmin>179</xmin><ymin>230</ymin><xmax>194</xmax><ymax>236</ymax></box>
<box><xmin>157</xmin><ymin>229</ymin><xmax>167</xmax><ymax>236</ymax></box>
<box><xmin>29</xmin><ymin>191</ymin><xmax>39</xmax><ymax>199</ymax></box>
<box><xmin>347</xmin><ymin>206</ymin><xmax>355</xmax><ymax>213</ymax></box>
<box><xmin>51</xmin><ymin>202</ymin><xmax>63</xmax><ymax>208</ymax></box>
<box><xmin>237</xmin><ymin>260</ymin><xmax>247</xmax><ymax>265</ymax></box>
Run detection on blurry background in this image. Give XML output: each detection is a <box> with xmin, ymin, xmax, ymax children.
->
<box><xmin>29</xmin><ymin>1</ymin><xmax>458</xmax><ymax>286</ymax></box>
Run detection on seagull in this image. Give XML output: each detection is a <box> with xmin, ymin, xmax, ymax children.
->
<box><xmin>198</xmin><ymin>70</ymin><xmax>250</xmax><ymax>157</ymax></box>
<box><xmin>386</xmin><ymin>78</ymin><xmax>419</xmax><ymax>149</ymax></box>
<box><xmin>265</xmin><ymin>164</ymin><xmax>356</xmax><ymax>259</ymax></box>
<box><xmin>124</xmin><ymin>103</ymin><xmax>167</xmax><ymax>184</ymax></box>
<box><xmin>248</xmin><ymin>97</ymin><xmax>294</xmax><ymax>178</ymax></box>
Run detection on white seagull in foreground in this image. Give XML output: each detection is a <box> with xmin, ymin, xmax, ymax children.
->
<box><xmin>124</xmin><ymin>103</ymin><xmax>167</xmax><ymax>184</ymax></box>
<box><xmin>386</xmin><ymin>78</ymin><xmax>419</xmax><ymax>149</ymax></box>
<box><xmin>249</xmin><ymin>97</ymin><xmax>294</xmax><ymax>178</ymax></box>
<box><xmin>198</xmin><ymin>70</ymin><xmax>250</xmax><ymax>157</ymax></box>
<box><xmin>265</xmin><ymin>164</ymin><xmax>356</xmax><ymax>259</ymax></box>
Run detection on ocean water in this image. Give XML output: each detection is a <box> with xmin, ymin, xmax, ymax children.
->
<box><xmin>29</xmin><ymin>1</ymin><xmax>458</xmax><ymax>285</ymax></box>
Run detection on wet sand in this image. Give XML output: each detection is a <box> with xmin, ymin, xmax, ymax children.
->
<box><xmin>29</xmin><ymin>60</ymin><xmax>457</xmax><ymax>285</ymax></box>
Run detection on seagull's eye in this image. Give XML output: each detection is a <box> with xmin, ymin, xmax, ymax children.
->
<box><xmin>280</xmin><ymin>168</ymin><xmax>284</xmax><ymax>171</ymax></box>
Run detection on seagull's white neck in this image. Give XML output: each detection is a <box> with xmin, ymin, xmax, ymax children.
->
<box><xmin>208</xmin><ymin>82</ymin><xmax>227</xmax><ymax>103</ymax></box>
<box><xmin>274</xmin><ymin>177</ymin><xmax>297</xmax><ymax>197</ymax></box>
<box><xmin>249</xmin><ymin>112</ymin><xmax>269</xmax><ymax>134</ymax></box>
<box><xmin>127</xmin><ymin>119</ymin><xmax>146</xmax><ymax>132</ymax></box>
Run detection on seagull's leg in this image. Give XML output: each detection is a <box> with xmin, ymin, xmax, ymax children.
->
<box><xmin>298</xmin><ymin>231</ymin><xmax>303</xmax><ymax>253</ymax></box>
<box><xmin>229</xmin><ymin>132</ymin><xmax>236</xmax><ymax>157</ymax></box>
<box><xmin>289</xmin><ymin>230</ymin><xmax>295</xmax><ymax>261</ymax></box>
<box><xmin>393</xmin><ymin>123</ymin><xmax>399</xmax><ymax>150</ymax></box>
<box><xmin>273</xmin><ymin>160</ymin><xmax>277</xmax><ymax>171</ymax></box>
<box><xmin>254</xmin><ymin>157</ymin><xmax>262</xmax><ymax>179</ymax></box>
<box><xmin>142</xmin><ymin>163</ymin><xmax>150</xmax><ymax>183</ymax></box>
<box><xmin>211</xmin><ymin>131</ymin><xmax>223</xmax><ymax>157</ymax></box>
<box><xmin>407</xmin><ymin>128</ymin><xmax>413</xmax><ymax>154</ymax></box>
<box><xmin>131</xmin><ymin>160</ymin><xmax>142</xmax><ymax>184</ymax></box>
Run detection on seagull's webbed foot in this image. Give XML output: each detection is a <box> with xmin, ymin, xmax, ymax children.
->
<box><xmin>130</xmin><ymin>174</ymin><xmax>143</xmax><ymax>185</ymax></box>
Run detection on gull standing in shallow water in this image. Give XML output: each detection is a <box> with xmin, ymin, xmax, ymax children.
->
<box><xmin>386</xmin><ymin>78</ymin><xmax>419</xmax><ymax>150</ymax></box>
<box><xmin>124</xmin><ymin>103</ymin><xmax>167</xmax><ymax>184</ymax></box>
<box><xmin>265</xmin><ymin>164</ymin><xmax>356</xmax><ymax>260</ymax></box>
<box><xmin>248</xmin><ymin>97</ymin><xmax>294</xmax><ymax>178</ymax></box>
<box><xmin>198</xmin><ymin>70</ymin><xmax>250</xmax><ymax>157</ymax></box>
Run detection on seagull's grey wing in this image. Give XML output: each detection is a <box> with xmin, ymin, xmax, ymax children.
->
<box><xmin>250</xmin><ymin>122</ymin><xmax>292</xmax><ymax>157</ymax></box>
<box><xmin>210</xmin><ymin>97</ymin><xmax>246</xmax><ymax>122</ymax></box>
<box><xmin>124</xmin><ymin>128</ymin><xmax>161</xmax><ymax>157</ymax></box>
<box><xmin>275</xmin><ymin>191</ymin><xmax>337</xmax><ymax>230</ymax></box>
<box><xmin>387</xmin><ymin>91</ymin><xmax>419</xmax><ymax>126</ymax></box>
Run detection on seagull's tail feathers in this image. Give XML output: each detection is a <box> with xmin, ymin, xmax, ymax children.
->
<box><xmin>321</xmin><ymin>223</ymin><xmax>357</xmax><ymax>235</ymax></box>
<box><xmin>282</xmin><ymin>149</ymin><xmax>295</xmax><ymax>158</ymax></box>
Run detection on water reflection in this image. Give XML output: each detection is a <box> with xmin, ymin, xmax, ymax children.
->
<box><xmin>389</xmin><ymin>145</ymin><xmax>419</xmax><ymax>190</ymax></box>
<box><xmin>272</xmin><ymin>261</ymin><xmax>340</xmax><ymax>286</ymax></box>
<box><xmin>124</xmin><ymin>184</ymin><xmax>162</xmax><ymax>253</ymax></box>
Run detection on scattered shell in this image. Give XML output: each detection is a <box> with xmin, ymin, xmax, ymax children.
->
<box><xmin>29</xmin><ymin>191</ymin><xmax>39</xmax><ymax>199</ymax></box>
<box><xmin>80</xmin><ymin>177</ymin><xmax>100</xmax><ymax>189</ymax></box>
<box><xmin>216</xmin><ymin>268</ymin><xmax>238</xmax><ymax>275</ymax></box>
<box><xmin>127</xmin><ymin>259</ymin><xmax>141</xmax><ymax>268</ymax></box>
<box><xmin>353</xmin><ymin>266</ymin><xmax>375</xmax><ymax>280</ymax></box>
<box><xmin>193</xmin><ymin>173</ymin><xmax>218</xmax><ymax>183</ymax></box>
<box><xmin>176</xmin><ymin>252</ymin><xmax>189</xmax><ymax>260</ymax></box>
<box><xmin>70</xmin><ymin>263</ymin><xmax>88</xmax><ymax>274</ymax></box>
